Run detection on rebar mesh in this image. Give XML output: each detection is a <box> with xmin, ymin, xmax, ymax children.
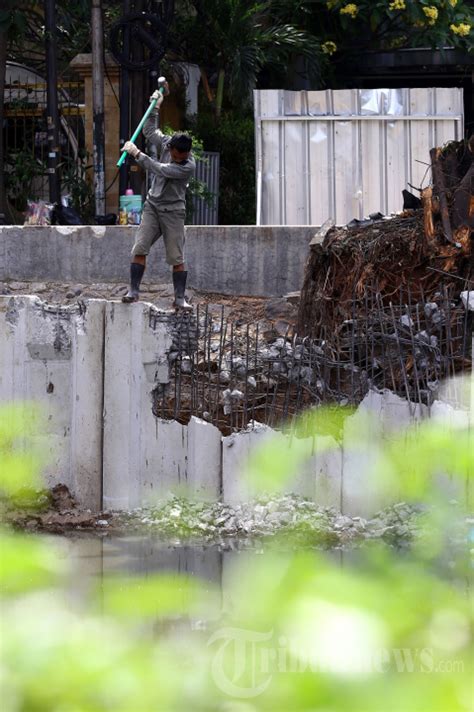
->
<box><xmin>152</xmin><ymin>283</ymin><xmax>472</xmax><ymax>435</ymax></box>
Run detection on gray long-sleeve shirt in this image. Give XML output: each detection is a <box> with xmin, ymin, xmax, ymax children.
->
<box><xmin>136</xmin><ymin>112</ymin><xmax>196</xmax><ymax>211</ymax></box>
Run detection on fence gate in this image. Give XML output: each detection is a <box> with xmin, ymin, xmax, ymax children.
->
<box><xmin>254</xmin><ymin>87</ymin><xmax>464</xmax><ymax>226</ymax></box>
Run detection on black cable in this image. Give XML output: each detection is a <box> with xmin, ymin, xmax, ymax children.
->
<box><xmin>102</xmin><ymin>7</ymin><xmax>121</xmax><ymax>108</ymax></box>
<box><xmin>104</xmin><ymin>168</ymin><xmax>120</xmax><ymax>194</ymax></box>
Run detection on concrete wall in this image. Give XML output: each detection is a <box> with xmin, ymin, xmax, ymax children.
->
<box><xmin>1</xmin><ymin>296</ymin><xmax>471</xmax><ymax>515</ymax></box>
<box><xmin>0</xmin><ymin>296</ymin><xmax>104</xmax><ymax>510</ymax></box>
<box><xmin>0</xmin><ymin>225</ymin><xmax>318</xmax><ymax>297</ymax></box>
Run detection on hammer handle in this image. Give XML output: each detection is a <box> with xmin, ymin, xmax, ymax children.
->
<box><xmin>117</xmin><ymin>86</ymin><xmax>165</xmax><ymax>168</ymax></box>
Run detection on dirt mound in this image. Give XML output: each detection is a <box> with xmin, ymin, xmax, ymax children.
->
<box><xmin>298</xmin><ymin>139</ymin><xmax>473</xmax><ymax>340</ymax></box>
<box><xmin>3</xmin><ymin>484</ymin><xmax>114</xmax><ymax>533</ymax></box>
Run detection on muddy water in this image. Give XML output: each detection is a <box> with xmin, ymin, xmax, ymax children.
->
<box><xmin>59</xmin><ymin>534</ymin><xmax>352</xmax><ymax>600</ymax></box>
<box><xmin>59</xmin><ymin>529</ymin><xmax>471</xmax><ymax>593</ymax></box>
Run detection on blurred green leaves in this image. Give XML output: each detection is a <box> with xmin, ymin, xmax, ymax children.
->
<box><xmin>101</xmin><ymin>573</ymin><xmax>219</xmax><ymax>621</ymax></box>
<box><xmin>0</xmin><ymin>403</ymin><xmax>42</xmax><ymax>497</ymax></box>
<box><xmin>0</xmin><ymin>392</ymin><xmax>472</xmax><ymax>711</ymax></box>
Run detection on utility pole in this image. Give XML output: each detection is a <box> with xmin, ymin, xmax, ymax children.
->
<box><xmin>129</xmin><ymin>0</ymin><xmax>146</xmax><ymax>196</ymax></box>
<box><xmin>44</xmin><ymin>0</ymin><xmax>61</xmax><ymax>206</ymax></box>
<box><xmin>0</xmin><ymin>24</ymin><xmax>7</xmax><ymax>224</ymax></box>
<box><xmin>91</xmin><ymin>0</ymin><xmax>106</xmax><ymax>215</ymax></box>
<box><xmin>119</xmin><ymin>0</ymin><xmax>131</xmax><ymax>196</ymax></box>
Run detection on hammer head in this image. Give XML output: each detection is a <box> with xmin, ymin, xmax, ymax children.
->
<box><xmin>157</xmin><ymin>76</ymin><xmax>167</xmax><ymax>86</ymax></box>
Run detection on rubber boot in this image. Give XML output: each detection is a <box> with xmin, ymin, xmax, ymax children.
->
<box><xmin>122</xmin><ymin>262</ymin><xmax>144</xmax><ymax>303</ymax></box>
<box><xmin>172</xmin><ymin>270</ymin><xmax>192</xmax><ymax>310</ymax></box>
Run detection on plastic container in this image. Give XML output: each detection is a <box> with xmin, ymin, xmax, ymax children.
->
<box><xmin>119</xmin><ymin>194</ymin><xmax>142</xmax><ymax>225</ymax></box>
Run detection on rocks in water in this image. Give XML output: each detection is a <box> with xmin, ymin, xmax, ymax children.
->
<box><xmin>116</xmin><ymin>495</ymin><xmax>429</xmax><ymax>549</ymax></box>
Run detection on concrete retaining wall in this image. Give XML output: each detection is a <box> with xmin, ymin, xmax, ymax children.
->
<box><xmin>0</xmin><ymin>225</ymin><xmax>318</xmax><ymax>297</ymax></box>
<box><xmin>1</xmin><ymin>296</ymin><xmax>471</xmax><ymax>514</ymax></box>
<box><xmin>0</xmin><ymin>296</ymin><xmax>104</xmax><ymax>510</ymax></box>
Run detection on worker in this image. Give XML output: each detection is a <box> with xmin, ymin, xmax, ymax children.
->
<box><xmin>121</xmin><ymin>84</ymin><xmax>195</xmax><ymax>309</ymax></box>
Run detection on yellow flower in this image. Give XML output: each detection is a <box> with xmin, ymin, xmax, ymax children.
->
<box><xmin>322</xmin><ymin>41</ymin><xmax>338</xmax><ymax>55</ymax></box>
<box><xmin>340</xmin><ymin>3</ymin><xmax>359</xmax><ymax>18</ymax></box>
<box><xmin>327</xmin><ymin>0</ymin><xmax>338</xmax><ymax>8</ymax></box>
<box><xmin>448</xmin><ymin>0</ymin><xmax>457</xmax><ymax>6</ymax></box>
<box><xmin>423</xmin><ymin>6</ymin><xmax>438</xmax><ymax>24</ymax></box>
<box><xmin>450</xmin><ymin>22</ymin><xmax>471</xmax><ymax>36</ymax></box>
<box><xmin>389</xmin><ymin>0</ymin><xmax>406</xmax><ymax>10</ymax></box>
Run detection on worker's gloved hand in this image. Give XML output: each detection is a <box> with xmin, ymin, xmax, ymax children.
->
<box><xmin>123</xmin><ymin>141</ymin><xmax>140</xmax><ymax>159</ymax></box>
<box><xmin>150</xmin><ymin>90</ymin><xmax>165</xmax><ymax>107</ymax></box>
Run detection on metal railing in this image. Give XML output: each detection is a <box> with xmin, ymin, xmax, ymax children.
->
<box><xmin>3</xmin><ymin>67</ymin><xmax>86</xmax><ymax>217</ymax></box>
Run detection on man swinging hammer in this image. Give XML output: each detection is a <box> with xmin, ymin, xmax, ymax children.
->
<box><xmin>121</xmin><ymin>82</ymin><xmax>195</xmax><ymax>309</ymax></box>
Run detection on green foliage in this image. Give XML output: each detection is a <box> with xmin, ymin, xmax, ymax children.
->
<box><xmin>4</xmin><ymin>149</ymin><xmax>47</xmax><ymax>212</ymax></box>
<box><xmin>0</xmin><ymin>404</ymin><xmax>41</xmax><ymax>496</ymax></box>
<box><xmin>4</xmin><ymin>0</ymin><xmax>123</xmax><ymax>73</ymax></box>
<box><xmin>60</xmin><ymin>150</ymin><xmax>95</xmax><ymax>223</ymax></box>
<box><xmin>302</xmin><ymin>0</ymin><xmax>473</xmax><ymax>53</ymax></box>
<box><xmin>0</xmin><ymin>384</ymin><xmax>472</xmax><ymax>711</ymax></box>
<box><xmin>173</xmin><ymin>0</ymin><xmax>324</xmax><ymax>115</ymax></box>
<box><xmin>189</xmin><ymin>110</ymin><xmax>256</xmax><ymax>224</ymax></box>
<box><xmin>162</xmin><ymin>124</ymin><xmax>215</xmax><ymax>223</ymax></box>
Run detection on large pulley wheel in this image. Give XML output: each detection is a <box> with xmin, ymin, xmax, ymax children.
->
<box><xmin>109</xmin><ymin>12</ymin><xmax>167</xmax><ymax>70</ymax></box>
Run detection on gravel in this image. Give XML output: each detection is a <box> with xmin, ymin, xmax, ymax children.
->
<box><xmin>114</xmin><ymin>495</ymin><xmax>430</xmax><ymax>549</ymax></box>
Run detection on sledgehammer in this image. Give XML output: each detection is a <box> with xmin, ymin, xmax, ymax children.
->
<box><xmin>117</xmin><ymin>76</ymin><xmax>167</xmax><ymax>167</ymax></box>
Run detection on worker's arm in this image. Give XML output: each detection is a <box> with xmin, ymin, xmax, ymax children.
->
<box><xmin>135</xmin><ymin>153</ymin><xmax>196</xmax><ymax>179</ymax></box>
<box><xmin>143</xmin><ymin>91</ymin><xmax>164</xmax><ymax>153</ymax></box>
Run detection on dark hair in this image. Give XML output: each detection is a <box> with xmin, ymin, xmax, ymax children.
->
<box><xmin>169</xmin><ymin>133</ymin><xmax>192</xmax><ymax>153</ymax></box>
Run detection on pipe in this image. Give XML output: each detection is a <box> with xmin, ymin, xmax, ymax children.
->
<box><xmin>44</xmin><ymin>0</ymin><xmax>61</xmax><ymax>206</ymax></box>
<box><xmin>92</xmin><ymin>0</ymin><xmax>106</xmax><ymax>215</ymax></box>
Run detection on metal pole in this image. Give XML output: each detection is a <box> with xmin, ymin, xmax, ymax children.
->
<box><xmin>44</xmin><ymin>0</ymin><xmax>61</xmax><ymax>206</ymax></box>
<box><xmin>91</xmin><ymin>0</ymin><xmax>106</xmax><ymax>215</ymax></box>
<box><xmin>129</xmin><ymin>0</ymin><xmax>145</xmax><ymax>196</ymax></box>
<box><xmin>119</xmin><ymin>0</ymin><xmax>130</xmax><ymax>195</ymax></box>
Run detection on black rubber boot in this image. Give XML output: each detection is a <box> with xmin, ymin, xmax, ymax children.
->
<box><xmin>122</xmin><ymin>262</ymin><xmax>145</xmax><ymax>303</ymax></box>
<box><xmin>172</xmin><ymin>270</ymin><xmax>192</xmax><ymax>310</ymax></box>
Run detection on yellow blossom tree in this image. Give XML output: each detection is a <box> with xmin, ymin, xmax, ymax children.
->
<box><xmin>294</xmin><ymin>0</ymin><xmax>473</xmax><ymax>54</ymax></box>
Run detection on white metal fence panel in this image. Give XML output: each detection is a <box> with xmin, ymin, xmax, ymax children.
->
<box><xmin>254</xmin><ymin>87</ymin><xmax>464</xmax><ymax>226</ymax></box>
<box><xmin>191</xmin><ymin>151</ymin><xmax>220</xmax><ymax>225</ymax></box>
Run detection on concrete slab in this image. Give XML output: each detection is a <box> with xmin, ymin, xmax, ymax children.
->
<box><xmin>0</xmin><ymin>224</ymin><xmax>316</xmax><ymax>297</ymax></box>
<box><xmin>0</xmin><ymin>296</ymin><xmax>105</xmax><ymax>509</ymax></box>
<box><xmin>187</xmin><ymin>416</ymin><xmax>222</xmax><ymax>500</ymax></box>
<box><xmin>102</xmin><ymin>301</ymin><xmax>174</xmax><ymax>510</ymax></box>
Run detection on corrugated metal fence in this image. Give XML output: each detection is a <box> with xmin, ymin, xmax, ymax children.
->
<box><xmin>191</xmin><ymin>150</ymin><xmax>220</xmax><ymax>225</ymax></box>
<box><xmin>254</xmin><ymin>88</ymin><xmax>464</xmax><ymax>226</ymax></box>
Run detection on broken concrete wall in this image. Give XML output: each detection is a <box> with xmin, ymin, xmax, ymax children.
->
<box><xmin>0</xmin><ymin>296</ymin><xmax>105</xmax><ymax>510</ymax></box>
<box><xmin>1</xmin><ymin>296</ymin><xmax>471</xmax><ymax>514</ymax></box>
<box><xmin>102</xmin><ymin>301</ymin><xmax>175</xmax><ymax>510</ymax></box>
<box><xmin>0</xmin><ymin>225</ymin><xmax>317</xmax><ymax>297</ymax></box>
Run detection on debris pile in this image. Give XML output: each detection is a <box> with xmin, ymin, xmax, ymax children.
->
<box><xmin>3</xmin><ymin>484</ymin><xmax>113</xmax><ymax>533</ymax></box>
<box><xmin>293</xmin><ymin>139</ymin><xmax>472</xmax><ymax>399</ymax></box>
<box><xmin>154</xmin><ymin>280</ymin><xmax>470</xmax><ymax>432</ymax></box>
<box><xmin>298</xmin><ymin>205</ymin><xmax>472</xmax><ymax>342</ymax></box>
<box><xmin>116</xmin><ymin>495</ymin><xmax>428</xmax><ymax>549</ymax></box>
<box><xmin>155</xmin><ymin>141</ymin><xmax>472</xmax><ymax>431</ymax></box>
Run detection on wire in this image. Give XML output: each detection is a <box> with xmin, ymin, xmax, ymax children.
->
<box><xmin>102</xmin><ymin>7</ymin><xmax>121</xmax><ymax>108</ymax></box>
<box><xmin>105</xmin><ymin>168</ymin><xmax>120</xmax><ymax>194</ymax></box>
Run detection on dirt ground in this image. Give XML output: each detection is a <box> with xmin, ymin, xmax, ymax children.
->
<box><xmin>0</xmin><ymin>279</ymin><xmax>295</xmax><ymax>326</ymax></box>
<box><xmin>2</xmin><ymin>484</ymin><xmax>117</xmax><ymax>534</ymax></box>
<box><xmin>0</xmin><ymin>279</ymin><xmax>301</xmax><ymax>340</ymax></box>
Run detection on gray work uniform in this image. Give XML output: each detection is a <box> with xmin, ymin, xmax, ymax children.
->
<box><xmin>132</xmin><ymin>114</ymin><xmax>196</xmax><ymax>265</ymax></box>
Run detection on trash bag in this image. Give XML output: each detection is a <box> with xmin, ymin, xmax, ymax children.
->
<box><xmin>402</xmin><ymin>189</ymin><xmax>422</xmax><ymax>210</ymax></box>
<box><xmin>53</xmin><ymin>205</ymin><xmax>83</xmax><ymax>225</ymax></box>
<box><xmin>95</xmin><ymin>213</ymin><xmax>117</xmax><ymax>225</ymax></box>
